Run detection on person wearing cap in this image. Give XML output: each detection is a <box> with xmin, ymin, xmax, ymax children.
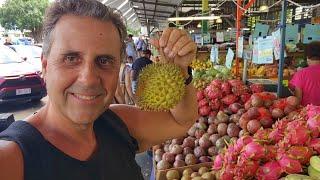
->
<box><xmin>131</xmin><ymin>49</ymin><xmax>153</xmax><ymax>94</ymax></box>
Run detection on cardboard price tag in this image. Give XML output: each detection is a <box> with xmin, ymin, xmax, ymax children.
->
<box><xmin>225</xmin><ymin>48</ymin><xmax>234</xmax><ymax>69</ymax></box>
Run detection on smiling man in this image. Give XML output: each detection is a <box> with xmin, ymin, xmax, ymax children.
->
<box><xmin>0</xmin><ymin>0</ymin><xmax>198</xmax><ymax>180</ymax></box>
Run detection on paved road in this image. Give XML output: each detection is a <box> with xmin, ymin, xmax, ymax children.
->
<box><xmin>0</xmin><ymin>96</ymin><xmax>47</xmax><ymax>120</ymax></box>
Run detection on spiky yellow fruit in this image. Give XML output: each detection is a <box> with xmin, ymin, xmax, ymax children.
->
<box><xmin>136</xmin><ymin>63</ymin><xmax>186</xmax><ymax>111</ymax></box>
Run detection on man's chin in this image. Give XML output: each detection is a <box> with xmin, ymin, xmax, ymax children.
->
<box><xmin>68</xmin><ymin>111</ymin><xmax>103</xmax><ymax>126</ymax></box>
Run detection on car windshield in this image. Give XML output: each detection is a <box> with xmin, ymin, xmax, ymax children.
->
<box><xmin>0</xmin><ymin>46</ymin><xmax>23</xmax><ymax>64</ymax></box>
<box><xmin>12</xmin><ymin>45</ymin><xmax>42</xmax><ymax>59</ymax></box>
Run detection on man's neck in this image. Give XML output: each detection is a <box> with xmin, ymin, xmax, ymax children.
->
<box><xmin>34</xmin><ymin>103</ymin><xmax>96</xmax><ymax>145</ymax></box>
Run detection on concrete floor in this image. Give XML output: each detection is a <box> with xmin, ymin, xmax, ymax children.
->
<box><xmin>0</xmin><ymin>97</ymin><xmax>154</xmax><ymax>180</ymax></box>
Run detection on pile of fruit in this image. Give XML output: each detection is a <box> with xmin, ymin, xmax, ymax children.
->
<box><xmin>239</xmin><ymin>93</ymin><xmax>300</xmax><ymax>135</ymax></box>
<box><xmin>165</xmin><ymin>166</ymin><xmax>215</xmax><ymax>180</ymax></box>
<box><xmin>154</xmin><ymin>80</ymin><xmax>265</xmax><ymax>170</ymax></box>
<box><xmin>197</xmin><ymin>79</ymin><xmax>263</xmax><ymax>117</ymax></box>
<box><xmin>213</xmin><ymin>104</ymin><xmax>320</xmax><ymax>180</ymax></box>
<box><xmin>154</xmin><ymin>115</ymin><xmax>237</xmax><ymax>170</ymax></box>
<box><xmin>192</xmin><ymin>66</ymin><xmax>231</xmax><ymax>90</ymax></box>
<box><xmin>191</xmin><ymin>59</ymin><xmax>213</xmax><ymax>71</ymax></box>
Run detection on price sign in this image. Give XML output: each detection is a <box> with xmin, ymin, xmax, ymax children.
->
<box><xmin>253</xmin><ymin>23</ymin><xmax>270</xmax><ymax>39</ymax></box>
<box><xmin>257</xmin><ymin>36</ymin><xmax>274</xmax><ymax>64</ymax></box>
<box><xmin>303</xmin><ymin>24</ymin><xmax>320</xmax><ymax>44</ymax></box>
<box><xmin>237</xmin><ymin>36</ymin><xmax>244</xmax><ymax>58</ymax></box>
<box><xmin>286</xmin><ymin>24</ymin><xmax>299</xmax><ymax>44</ymax></box>
<box><xmin>216</xmin><ymin>32</ymin><xmax>224</xmax><ymax>42</ymax></box>
<box><xmin>210</xmin><ymin>45</ymin><xmax>219</xmax><ymax>63</ymax></box>
<box><xmin>225</xmin><ymin>48</ymin><xmax>234</xmax><ymax>69</ymax></box>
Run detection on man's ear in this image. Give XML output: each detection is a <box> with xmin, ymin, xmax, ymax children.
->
<box><xmin>41</xmin><ymin>53</ymin><xmax>48</xmax><ymax>81</ymax></box>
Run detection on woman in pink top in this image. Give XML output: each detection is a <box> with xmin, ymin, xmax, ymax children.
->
<box><xmin>290</xmin><ymin>41</ymin><xmax>320</xmax><ymax>106</ymax></box>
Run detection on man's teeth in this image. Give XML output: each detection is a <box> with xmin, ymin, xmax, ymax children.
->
<box><xmin>73</xmin><ymin>93</ymin><xmax>98</xmax><ymax>100</ymax></box>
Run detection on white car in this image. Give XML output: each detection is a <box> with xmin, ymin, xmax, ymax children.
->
<box><xmin>0</xmin><ymin>45</ymin><xmax>46</xmax><ymax>103</ymax></box>
<box><xmin>9</xmin><ymin>45</ymin><xmax>42</xmax><ymax>72</ymax></box>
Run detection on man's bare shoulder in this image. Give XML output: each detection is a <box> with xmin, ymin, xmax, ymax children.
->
<box><xmin>0</xmin><ymin>140</ymin><xmax>23</xmax><ymax>180</ymax></box>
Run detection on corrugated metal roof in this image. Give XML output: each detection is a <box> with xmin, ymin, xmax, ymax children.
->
<box><xmin>100</xmin><ymin>0</ymin><xmax>183</xmax><ymax>30</ymax></box>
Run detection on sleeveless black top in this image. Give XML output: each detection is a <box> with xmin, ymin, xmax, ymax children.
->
<box><xmin>0</xmin><ymin>110</ymin><xmax>144</xmax><ymax>180</ymax></box>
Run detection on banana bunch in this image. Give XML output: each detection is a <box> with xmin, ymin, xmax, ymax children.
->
<box><xmin>191</xmin><ymin>59</ymin><xmax>213</xmax><ymax>71</ymax></box>
<box><xmin>248</xmin><ymin>66</ymin><xmax>266</xmax><ymax>77</ymax></box>
<box><xmin>308</xmin><ymin>156</ymin><xmax>320</xmax><ymax>179</ymax></box>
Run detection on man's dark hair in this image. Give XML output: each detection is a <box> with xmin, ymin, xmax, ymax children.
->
<box><xmin>143</xmin><ymin>49</ymin><xmax>151</xmax><ymax>55</ymax></box>
<box><xmin>42</xmin><ymin>0</ymin><xmax>127</xmax><ymax>59</ymax></box>
<box><xmin>128</xmin><ymin>34</ymin><xmax>133</xmax><ymax>38</ymax></box>
<box><xmin>127</xmin><ymin>56</ymin><xmax>133</xmax><ymax>59</ymax></box>
<box><xmin>306</xmin><ymin>41</ymin><xmax>320</xmax><ymax>61</ymax></box>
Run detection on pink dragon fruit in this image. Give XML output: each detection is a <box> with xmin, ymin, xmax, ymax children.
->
<box><xmin>199</xmin><ymin>106</ymin><xmax>211</xmax><ymax>116</ymax></box>
<box><xmin>221</xmin><ymin>94</ymin><xmax>238</xmax><ymax>105</ymax></box>
<box><xmin>255</xmin><ymin>129</ymin><xmax>272</xmax><ymax>142</ymax></box>
<box><xmin>205</xmin><ymin>85</ymin><xmax>223</xmax><ymax>100</ymax></box>
<box><xmin>287</xmin><ymin>146</ymin><xmax>313</xmax><ymax>165</ymax></box>
<box><xmin>256</xmin><ymin>161</ymin><xmax>283</xmax><ymax>180</ymax></box>
<box><xmin>250</xmin><ymin>84</ymin><xmax>264</xmax><ymax>93</ymax></box>
<box><xmin>306</xmin><ymin>104</ymin><xmax>320</xmax><ymax>119</ymax></box>
<box><xmin>269</xmin><ymin>129</ymin><xmax>284</xmax><ymax>143</ymax></box>
<box><xmin>264</xmin><ymin>145</ymin><xmax>278</xmax><ymax>160</ymax></box>
<box><xmin>196</xmin><ymin>90</ymin><xmax>205</xmax><ymax>101</ymax></box>
<box><xmin>240</xmin><ymin>93</ymin><xmax>251</xmax><ymax>103</ymax></box>
<box><xmin>278</xmin><ymin>154</ymin><xmax>303</xmax><ymax>174</ymax></box>
<box><xmin>210</xmin><ymin>79</ymin><xmax>222</xmax><ymax>88</ymax></box>
<box><xmin>228</xmin><ymin>79</ymin><xmax>243</xmax><ymax>87</ymax></box>
<box><xmin>220</xmin><ymin>164</ymin><xmax>235</xmax><ymax>180</ymax></box>
<box><xmin>221</xmin><ymin>82</ymin><xmax>232</xmax><ymax>95</ymax></box>
<box><xmin>284</xmin><ymin>124</ymin><xmax>311</xmax><ymax>146</ymax></box>
<box><xmin>232</xmin><ymin>85</ymin><xmax>250</xmax><ymax>96</ymax></box>
<box><xmin>236</xmin><ymin>136</ymin><xmax>254</xmax><ymax>148</ymax></box>
<box><xmin>213</xmin><ymin>154</ymin><xmax>224</xmax><ymax>170</ymax></box>
<box><xmin>198</xmin><ymin>99</ymin><xmax>208</xmax><ymax>107</ymax></box>
<box><xmin>243</xmin><ymin>142</ymin><xmax>266</xmax><ymax>160</ymax></box>
<box><xmin>309</xmin><ymin>138</ymin><xmax>320</xmax><ymax>154</ymax></box>
<box><xmin>307</xmin><ymin>115</ymin><xmax>320</xmax><ymax>138</ymax></box>
<box><xmin>210</xmin><ymin>99</ymin><xmax>221</xmax><ymax>111</ymax></box>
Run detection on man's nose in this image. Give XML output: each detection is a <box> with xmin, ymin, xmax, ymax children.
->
<box><xmin>78</xmin><ymin>62</ymin><xmax>101</xmax><ymax>86</ymax></box>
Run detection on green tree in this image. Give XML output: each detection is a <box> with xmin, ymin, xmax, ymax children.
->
<box><xmin>0</xmin><ymin>0</ymin><xmax>49</xmax><ymax>43</ymax></box>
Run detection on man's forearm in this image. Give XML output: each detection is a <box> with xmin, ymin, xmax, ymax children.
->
<box><xmin>170</xmin><ymin>83</ymin><xmax>198</xmax><ymax>126</ymax></box>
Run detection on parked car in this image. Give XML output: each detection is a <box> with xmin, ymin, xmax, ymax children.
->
<box><xmin>0</xmin><ymin>45</ymin><xmax>46</xmax><ymax>104</ymax></box>
<box><xmin>9</xmin><ymin>45</ymin><xmax>42</xmax><ymax>72</ymax></box>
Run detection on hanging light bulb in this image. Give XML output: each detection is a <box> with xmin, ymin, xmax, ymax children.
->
<box><xmin>216</xmin><ymin>18</ymin><xmax>223</xmax><ymax>23</ymax></box>
<box><xmin>259</xmin><ymin>4</ymin><xmax>269</xmax><ymax>12</ymax></box>
<box><xmin>197</xmin><ymin>23</ymin><xmax>202</xmax><ymax>28</ymax></box>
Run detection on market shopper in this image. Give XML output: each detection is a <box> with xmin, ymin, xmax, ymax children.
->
<box><xmin>136</xmin><ymin>36</ymin><xmax>146</xmax><ymax>57</ymax></box>
<box><xmin>289</xmin><ymin>41</ymin><xmax>320</xmax><ymax>106</ymax></box>
<box><xmin>121</xmin><ymin>56</ymin><xmax>135</xmax><ymax>105</ymax></box>
<box><xmin>126</xmin><ymin>34</ymin><xmax>137</xmax><ymax>61</ymax></box>
<box><xmin>0</xmin><ymin>0</ymin><xmax>197</xmax><ymax>180</ymax></box>
<box><xmin>131</xmin><ymin>49</ymin><xmax>153</xmax><ymax>94</ymax></box>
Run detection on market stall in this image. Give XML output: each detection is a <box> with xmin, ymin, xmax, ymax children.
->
<box><xmin>149</xmin><ymin>0</ymin><xmax>320</xmax><ymax>179</ymax></box>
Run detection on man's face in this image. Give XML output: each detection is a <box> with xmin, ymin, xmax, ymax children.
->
<box><xmin>127</xmin><ymin>57</ymin><xmax>133</xmax><ymax>63</ymax></box>
<box><xmin>42</xmin><ymin>15</ymin><xmax>121</xmax><ymax>125</ymax></box>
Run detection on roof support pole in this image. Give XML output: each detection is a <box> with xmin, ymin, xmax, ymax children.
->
<box><xmin>202</xmin><ymin>0</ymin><xmax>209</xmax><ymax>36</ymax></box>
<box><xmin>235</xmin><ymin>0</ymin><xmax>255</xmax><ymax>77</ymax></box>
<box><xmin>277</xmin><ymin>0</ymin><xmax>287</xmax><ymax>98</ymax></box>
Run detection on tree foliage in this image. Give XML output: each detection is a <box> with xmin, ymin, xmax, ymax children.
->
<box><xmin>0</xmin><ymin>0</ymin><xmax>49</xmax><ymax>42</ymax></box>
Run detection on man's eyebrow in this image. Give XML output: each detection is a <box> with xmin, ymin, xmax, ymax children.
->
<box><xmin>61</xmin><ymin>50</ymin><xmax>82</xmax><ymax>56</ymax></box>
<box><xmin>96</xmin><ymin>54</ymin><xmax>116</xmax><ymax>60</ymax></box>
